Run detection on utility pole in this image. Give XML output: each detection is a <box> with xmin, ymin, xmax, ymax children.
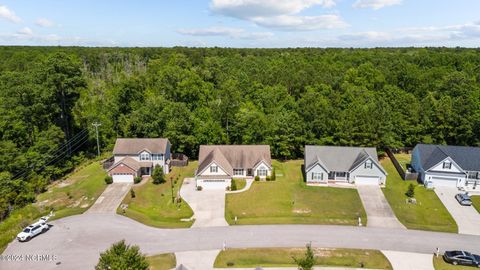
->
<box><xmin>92</xmin><ymin>122</ymin><xmax>102</xmax><ymax>157</ymax></box>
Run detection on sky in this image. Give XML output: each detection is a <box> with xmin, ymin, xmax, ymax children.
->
<box><xmin>1</xmin><ymin>0</ymin><xmax>480</xmax><ymax>47</ymax></box>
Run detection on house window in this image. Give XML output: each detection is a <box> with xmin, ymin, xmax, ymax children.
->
<box><xmin>442</xmin><ymin>161</ymin><xmax>452</xmax><ymax>169</ymax></box>
<box><xmin>365</xmin><ymin>160</ymin><xmax>373</xmax><ymax>169</ymax></box>
<box><xmin>140</xmin><ymin>153</ymin><xmax>150</xmax><ymax>161</ymax></box>
<box><xmin>257</xmin><ymin>168</ymin><xmax>267</xmax><ymax>177</ymax></box>
<box><xmin>233</xmin><ymin>169</ymin><xmax>244</xmax><ymax>176</ymax></box>
<box><xmin>335</xmin><ymin>172</ymin><xmax>347</xmax><ymax>178</ymax></box>
<box><xmin>210</xmin><ymin>165</ymin><xmax>218</xmax><ymax>173</ymax></box>
<box><xmin>328</xmin><ymin>172</ymin><xmax>335</xmax><ymax>180</ymax></box>
<box><xmin>312</xmin><ymin>172</ymin><xmax>323</xmax><ymax>181</ymax></box>
<box><xmin>468</xmin><ymin>171</ymin><xmax>479</xmax><ymax>179</ymax></box>
<box><xmin>152</xmin><ymin>154</ymin><xmax>164</xmax><ymax>161</ymax></box>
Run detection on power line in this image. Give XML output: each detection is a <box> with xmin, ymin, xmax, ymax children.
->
<box><xmin>92</xmin><ymin>122</ymin><xmax>102</xmax><ymax>157</ymax></box>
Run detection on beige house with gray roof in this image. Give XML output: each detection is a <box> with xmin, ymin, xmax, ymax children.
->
<box><xmin>195</xmin><ymin>145</ymin><xmax>272</xmax><ymax>189</ymax></box>
<box><xmin>108</xmin><ymin>138</ymin><xmax>171</xmax><ymax>183</ymax></box>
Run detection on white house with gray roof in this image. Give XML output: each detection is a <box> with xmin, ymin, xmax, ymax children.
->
<box><xmin>107</xmin><ymin>138</ymin><xmax>171</xmax><ymax>183</ymax></box>
<box><xmin>411</xmin><ymin>144</ymin><xmax>480</xmax><ymax>189</ymax></box>
<box><xmin>304</xmin><ymin>145</ymin><xmax>387</xmax><ymax>186</ymax></box>
<box><xmin>195</xmin><ymin>145</ymin><xmax>272</xmax><ymax>189</ymax></box>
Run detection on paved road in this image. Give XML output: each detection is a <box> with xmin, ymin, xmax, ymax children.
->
<box><xmin>435</xmin><ymin>187</ymin><xmax>480</xmax><ymax>235</ymax></box>
<box><xmin>2</xmin><ymin>213</ymin><xmax>479</xmax><ymax>270</ymax></box>
<box><xmin>180</xmin><ymin>178</ymin><xmax>228</xmax><ymax>227</ymax></box>
<box><xmin>87</xmin><ymin>183</ymin><xmax>132</xmax><ymax>214</ymax></box>
<box><xmin>357</xmin><ymin>186</ymin><xmax>405</xmax><ymax>229</ymax></box>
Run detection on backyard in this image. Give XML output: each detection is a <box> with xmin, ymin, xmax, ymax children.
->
<box><xmin>225</xmin><ymin>160</ymin><xmax>367</xmax><ymax>225</ymax></box>
<box><xmin>381</xmin><ymin>157</ymin><xmax>457</xmax><ymax>232</ymax></box>
<box><xmin>393</xmin><ymin>153</ymin><xmax>411</xmax><ymax>171</ymax></box>
<box><xmin>214</xmin><ymin>247</ymin><xmax>392</xmax><ymax>269</ymax></box>
<box><xmin>118</xmin><ymin>162</ymin><xmax>196</xmax><ymax>228</ymax></box>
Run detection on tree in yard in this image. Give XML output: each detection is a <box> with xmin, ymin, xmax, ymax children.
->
<box><xmin>152</xmin><ymin>165</ymin><xmax>165</xmax><ymax>184</ymax></box>
<box><xmin>406</xmin><ymin>183</ymin><xmax>416</xmax><ymax>198</ymax></box>
<box><xmin>293</xmin><ymin>242</ymin><xmax>315</xmax><ymax>270</ymax></box>
<box><xmin>271</xmin><ymin>168</ymin><xmax>276</xmax><ymax>181</ymax></box>
<box><xmin>95</xmin><ymin>240</ymin><xmax>149</xmax><ymax>270</ymax></box>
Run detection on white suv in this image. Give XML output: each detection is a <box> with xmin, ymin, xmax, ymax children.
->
<box><xmin>17</xmin><ymin>218</ymin><xmax>50</xmax><ymax>242</ymax></box>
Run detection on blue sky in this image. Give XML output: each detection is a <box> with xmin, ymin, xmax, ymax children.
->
<box><xmin>1</xmin><ymin>0</ymin><xmax>480</xmax><ymax>47</ymax></box>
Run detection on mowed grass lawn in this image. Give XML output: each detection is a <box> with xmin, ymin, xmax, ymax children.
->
<box><xmin>0</xmin><ymin>161</ymin><xmax>107</xmax><ymax>253</ymax></box>
<box><xmin>118</xmin><ymin>162</ymin><xmax>196</xmax><ymax>228</ymax></box>
<box><xmin>146</xmin><ymin>253</ymin><xmax>176</xmax><ymax>270</ymax></box>
<box><xmin>381</xmin><ymin>157</ymin><xmax>457</xmax><ymax>232</ymax></box>
<box><xmin>225</xmin><ymin>160</ymin><xmax>367</xmax><ymax>225</ymax></box>
<box><xmin>214</xmin><ymin>248</ymin><xmax>392</xmax><ymax>269</ymax></box>
<box><xmin>472</xmin><ymin>196</ymin><xmax>480</xmax><ymax>214</ymax></box>
<box><xmin>433</xmin><ymin>256</ymin><xmax>473</xmax><ymax>270</ymax></box>
<box><xmin>393</xmin><ymin>153</ymin><xmax>411</xmax><ymax>170</ymax></box>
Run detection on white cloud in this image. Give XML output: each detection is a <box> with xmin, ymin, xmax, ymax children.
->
<box><xmin>209</xmin><ymin>0</ymin><xmax>345</xmax><ymax>31</ymax></box>
<box><xmin>352</xmin><ymin>0</ymin><xmax>402</xmax><ymax>10</ymax></box>
<box><xmin>0</xmin><ymin>5</ymin><xmax>21</xmax><ymax>23</ymax></box>
<box><xmin>177</xmin><ymin>26</ymin><xmax>273</xmax><ymax>40</ymax></box>
<box><xmin>16</xmin><ymin>27</ymin><xmax>33</xmax><ymax>36</ymax></box>
<box><xmin>35</xmin><ymin>18</ymin><xmax>55</xmax><ymax>27</ymax></box>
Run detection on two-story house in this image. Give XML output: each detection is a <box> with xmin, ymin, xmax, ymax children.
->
<box><xmin>195</xmin><ymin>145</ymin><xmax>272</xmax><ymax>189</ymax></box>
<box><xmin>107</xmin><ymin>138</ymin><xmax>171</xmax><ymax>183</ymax></box>
<box><xmin>411</xmin><ymin>144</ymin><xmax>480</xmax><ymax>189</ymax></box>
<box><xmin>304</xmin><ymin>145</ymin><xmax>387</xmax><ymax>186</ymax></box>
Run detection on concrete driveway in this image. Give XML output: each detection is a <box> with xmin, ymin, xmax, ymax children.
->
<box><xmin>357</xmin><ymin>186</ymin><xmax>405</xmax><ymax>229</ymax></box>
<box><xmin>435</xmin><ymin>187</ymin><xmax>480</xmax><ymax>235</ymax></box>
<box><xmin>180</xmin><ymin>178</ymin><xmax>228</xmax><ymax>227</ymax></box>
<box><xmin>87</xmin><ymin>183</ymin><xmax>132</xmax><ymax>214</ymax></box>
<box><xmin>382</xmin><ymin>251</ymin><xmax>434</xmax><ymax>270</ymax></box>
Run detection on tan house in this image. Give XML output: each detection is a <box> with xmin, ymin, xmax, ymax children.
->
<box><xmin>195</xmin><ymin>145</ymin><xmax>272</xmax><ymax>189</ymax></box>
<box><xmin>107</xmin><ymin>138</ymin><xmax>171</xmax><ymax>183</ymax></box>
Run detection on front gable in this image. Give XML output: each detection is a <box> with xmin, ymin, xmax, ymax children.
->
<box><xmin>350</xmin><ymin>157</ymin><xmax>387</xmax><ymax>177</ymax></box>
<box><xmin>197</xmin><ymin>161</ymin><xmax>229</xmax><ymax>176</ymax></box>
<box><xmin>427</xmin><ymin>157</ymin><xmax>464</xmax><ymax>173</ymax></box>
<box><xmin>253</xmin><ymin>160</ymin><xmax>272</xmax><ymax>171</ymax></box>
<box><xmin>306</xmin><ymin>162</ymin><xmax>329</xmax><ymax>174</ymax></box>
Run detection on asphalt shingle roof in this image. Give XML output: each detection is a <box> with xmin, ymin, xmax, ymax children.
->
<box><xmin>416</xmin><ymin>144</ymin><xmax>480</xmax><ymax>171</ymax></box>
<box><xmin>113</xmin><ymin>138</ymin><xmax>170</xmax><ymax>154</ymax></box>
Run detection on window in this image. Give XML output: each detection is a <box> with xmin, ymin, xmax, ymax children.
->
<box><xmin>364</xmin><ymin>160</ymin><xmax>373</xmax><ymax>169</ymax></box>
<box><xmin>442</xmin><ymin>161</ymin><xmax>452</xmax><ymax>169</ymax></box>
<box><xmin>233</xmin><ymin>169</ymin><xmax>244</xmax><ymax>176</ymax></box>
<box><xmin>152</xmin><ymin>154</ymin><xmax>164</xmax><ymax>161</ymax></box>
<box><xmin>140</xmin><ymin>152</ymin><xmax>150</xmax><ymax>161</ymax></box>
<box><xmin>328</xmin><ymin>172</ymin><xmax>335</xmax><ymax>180</ymax></box>
<box><xmin>468</xmin><ymin>171</ymin><xmax>479</xmax><ymax>179</ymax></box>
<box><xmin>210</xmin><ymin>165</ymin><xmax>218</xmax><ymax>173</ymax></box>
<box><xmin>257</xmin><ymin>168</ymin><xmax>267</xmax><ymax>176</ymax></box>
<box><xmin>335</xmin><ymin>172</ymin><xmax>347</xmax><ymax>178</ymax></box>
<box><xmin>312</xmin><ymin>172</ymin><xmax>323</xmax><ymax>181</ymax></box>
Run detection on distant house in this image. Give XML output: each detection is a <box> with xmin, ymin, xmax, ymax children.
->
<box><xmin>107</xmin><ymin>138</ymin><xmax>171</xmax><ymax>183</ymax></box>
<box><xmin>195</xmin><ymin>145</ymin><xmax>272</xmax><ymax>189</ymax></box>
<box><xmin>411</xmin><ymin>144</ymin><xmax>480</xmax><ymax>189</ymax></box>
<box><xmin>304</xmin><ymin>145</ymin><xmax>387</xmax><ymax>186</ymax></box>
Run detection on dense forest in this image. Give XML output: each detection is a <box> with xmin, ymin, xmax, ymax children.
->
<box><xmin>1</xmin><ymin>46</ymin><xmax>480</xmax><ymax>220</ymax></box>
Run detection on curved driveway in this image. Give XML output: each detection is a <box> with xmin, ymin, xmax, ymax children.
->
<box><xmin>1</xmin><ymin>213</ymin><xmax>479</xmax><ymax>270</ymax></box>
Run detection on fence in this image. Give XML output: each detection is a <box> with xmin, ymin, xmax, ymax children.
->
<box><xmin>385</xmin><ymin>148</ymin><xmax>418</xmax><ymax>181</ymax></box>
<box><xmin>171</xmin><ymin>153</ymin><xmax>189</xmax><ymax>167</ymax></box>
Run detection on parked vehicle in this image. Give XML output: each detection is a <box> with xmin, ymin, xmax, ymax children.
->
<box><xmin>455</xmin><ymin>193</ymin><xmax>473</xmax><ymax>206</ymax></box>
<box><xmin>443</xmin><ymin>250</ymin><xmax>480</xmax><ymax>267</ymax></box>
<box><xmin>16</xmin><ymin>217</ymin><xmax>50</xmax><ymax>242</ymax></box>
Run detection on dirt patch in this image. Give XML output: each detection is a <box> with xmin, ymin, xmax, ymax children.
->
<box><xmin>293</xmin><ymin>208</ymin><xmax>311</xmax><ymax>214</ymax></box>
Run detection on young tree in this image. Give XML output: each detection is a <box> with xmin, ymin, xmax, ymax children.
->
<box><xmin>95</xmin><ymin>240</ymin><xmax>148</xmax><ymax>270</ymax></box>
<box><xmin>293</xmin><ymin>243</ymin><xmax>315</xmax><ymax>270</ymax></box>
<box><xmin>406</xmin><ymin>183</ymin><xmax>416</xmax><ymax>198</ymax></box>
<box><xmin>152</xmin><ymin>165</ymin><xmax>165</xmax><ymax>184</ymax></box>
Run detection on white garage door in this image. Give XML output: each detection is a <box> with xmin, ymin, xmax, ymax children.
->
<box><xmin>429</xmin><ymin>176</ymin><xmax>458</xmax><ymax>188</ymax></box>
<box><xmin>112</xmin><ymin>174</ymin><xmax>134</xmax><ymax>183</ymax></box>
<box><xmin>199</xmin><ymin>179</ymin><xmax>228</xmax><ymax>190</ymax></box>
<box><xmin>355</xmin><ymin>175</ymin><xmax>380</xmax><ymax>185</ymax></box>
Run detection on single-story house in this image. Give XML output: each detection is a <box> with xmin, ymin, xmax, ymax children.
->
<box><xmin>195</xmin><ymin>145</ymin><xmax>272</xmax><ymax>189</ymax></box>
<box><xmin>304</xmin><ymin>145</ymin><xmax>387</xmax><ymax>186</ymax></box>
<box><xmin>411</xmin><ymin>144</ymin><xmax>480</xmax><ymax>189</ymax></box>
<box><xmin>107</xmin><ymin>138</ymin><xmax>171</xmax><ymax>183</ymax></box>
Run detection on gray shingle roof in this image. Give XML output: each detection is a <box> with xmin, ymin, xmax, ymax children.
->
<box><xmin>416</xmin><ymin>144</ymin><xmax>480</xmax><ymax>171</ymax></box>
<box><xmin>197</xmin><ymin>145</ymin><xmax>272</xmax><ymax>176</ymax></box>
<box><xmin>304</xmin><ymin>145</ymin><xmax>384</xmax><ymax>173</ymax></box>
<box><xmin>113</xmin><ymin>138</ymin><xmax>170</xmax><ymax>155</ymax></box>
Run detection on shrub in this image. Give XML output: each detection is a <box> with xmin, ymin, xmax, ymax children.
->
<box><xmin>134</xmin><ymin>176</ymin><xmax>142</xmax><ymax>184</ymax></box>
<box><xmin>266</xmin><ymin>176</ymin><xmax>271</xmax><ymax>181</ymax></box>
<box><xmin>130</xmin><ymin>189</ymin><xmax>136</xmax><ymax>198</ymax></box>
<box><xmin>152</xmin><ymin>165</ymin><xmax>165</xmax><ymax>184</ymax></box>
<box><xmin>230</xmin><ymin>179</ymin><xmax>237</xmax><ymax>191</ymax></box>
<box><xmin>271</xmin><ymin>169</ymin><xmax>276</xmax><ymax>181</ymax></box>
<box><xmin>226</xmin><ymin>186</ymin><xmax>231</xmax><ymax>191</ymax></box>
<box><xmin>254</xmin><ymin>175</ymin><xmax>260</xmax><ymax>181</ymax></box>
<box><xmin>104</xmin><ymin>176</ymin><xmax>113</xmax><ymax>185</ymax></box>
<box><xmin>226</xmin><ymin>262</ymin><xmax>234</xmax><ymax>267</ymax></box>
<box><xmin>405</xmin><ymin>183</ymin><xmax>416</xmax><ymax>198</ymax></box>
<box><xmin>196</xmin><ymin>186</ymin><xmax>203</xmax><ymax>191</ymax></box>
<box><xmin>293</xmin><ymin>243</ymin><xmax>315</xmax><ymax>270</ymax></box>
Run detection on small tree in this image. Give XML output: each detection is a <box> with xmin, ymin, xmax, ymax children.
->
<box><xmin>95</xmin><ymin>240</ymin><xmax>149</xmax><ymax>270</ymax></box>
<box><xmin>152</xmin><ymin>165</ymin><xmax>165</xmax><ymax>184</ymax></box>
<box><xmin>406</xmin><ymin>183</ymin><xmax>416</xmax><ymax>198</ymax></box>
<box><xmin>293</xmin><ymin>243</ymin><xmax>315</xmax><ymax>270</ymax></box>
<box><xmin>271</xmin><ymin>169</ymin><xmax>276</xmax><ymax>181</ymax></box>
<box><xmin>231</xmin><ymin>179</ymin><xmax>237</xmax><ymax>191</ymax></box>
<box><xmin>104</xmin><ymin>176</ymin><xmax>113</xmax><ymax>185</ymax></box>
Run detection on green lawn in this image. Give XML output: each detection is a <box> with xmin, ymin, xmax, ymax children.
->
<box><xmin>147</xmin><ymin>253</ymin><xmax>176</xmax><ymax>270</ymax></box>
<box><xmin>0</xmin><ymin>161</ymin><xmax>107</xmax><ymax>253</ymax></box>
<box><xmin>433</xmin><ymin>255</ymin><xmax>473</xmax><ymax>270</ymax></box>
<box><xmin>381</xmin><ymin>157</ymin><xmax>457</xmax><ymax>232</ymax></box>
<box><xmin>214</xmin><ymin>248</ymin><xmax>392</xmax><ymax>269</ymax></box>
<box><xmin>118</xmin><ymin>162</ymin><xmax>196</xmax><ymax>228</ymax></box>
<box><xmin>472</xmin><ymin>196</ymin><xmax>480</xmax><ymax>214</ymax></box>
<box><xmin>393</xmin><ymin>153</ymin><xmax>411</xmax><ymax>170</ymax></box>
<box><xmin>225</xmin><ymin>160</ymin><xmax>367</xmax><ymax>226</ymax></box>
<box><xmin>231</xmin><ymin>178</ymin><xmax>246</xmax><ymax>191</ymax></box>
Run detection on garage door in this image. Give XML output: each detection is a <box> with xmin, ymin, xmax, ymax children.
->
<box><xmin>429</xmin><ymin>176</ymin><xmax>458</xmax><ymax>188</ymax></box>
<box><xmin>199</xmin><ymin>179</ymin><xmax>228</xmax><ymax>190</ymax></box>
<box><xmin>112</xmin><ymin>174</ymin><xmax>134</xmax><ymax>183</ymax></box>
<box><xmin>355</xmin><ymin>175</ymin><xmax>380</xmax><ymax>185</ymax></box>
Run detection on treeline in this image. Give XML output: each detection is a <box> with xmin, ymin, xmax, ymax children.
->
<box><xmin>1</xmin><ymin>46</ymin><xmax>480</xmax><ymax>219</ymax></box>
